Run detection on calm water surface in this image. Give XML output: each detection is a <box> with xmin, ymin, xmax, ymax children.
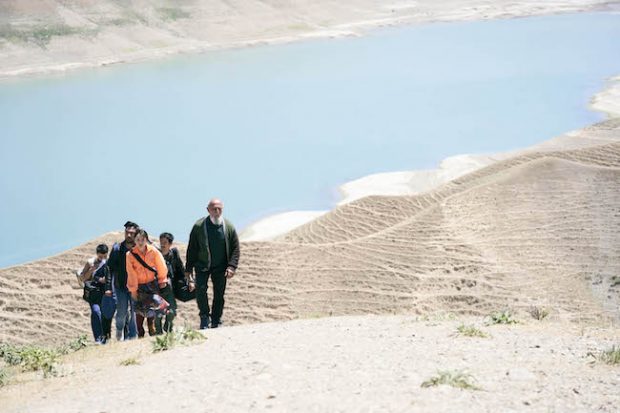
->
<box><xmin>1</xmin><ymin>12</ymin><xmax>619</xmax><ymax>267</ymax></box>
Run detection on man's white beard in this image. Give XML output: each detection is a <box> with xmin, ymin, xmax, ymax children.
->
<box><xmin>210</xmin><ymin>215</ymin><xmax>223</xmax><ymax>225</ymax></box>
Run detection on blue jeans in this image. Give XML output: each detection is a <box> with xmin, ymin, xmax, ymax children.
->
<box><xmin>90</xmin><ymin>303</ymin><xmax>103</xmax><ymax>341</ymax></box>
<box><xmin>115</xmin><ymin>287</ymin><xmax>137</xmax><ymax>340</ymax></box>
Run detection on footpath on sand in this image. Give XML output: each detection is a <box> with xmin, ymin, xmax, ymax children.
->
<box><xmin>1</xmin><ymin>315</ymin><xmax>619</xmax><ymax>412</ymax></box>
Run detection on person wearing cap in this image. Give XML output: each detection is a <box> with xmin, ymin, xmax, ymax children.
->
<box><xmin>185</xmin><ymin>198</ymin><xmax>240</xmax><ymax>329</ymax></box>
<box><xmin>107</xmin><ymin>221</ymin><xmax>139</xmax><ymax>341</ymax></box>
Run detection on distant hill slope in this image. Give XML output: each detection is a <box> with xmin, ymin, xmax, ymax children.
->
<box><xmin>1</xmin><ymin>119</ymin><xmax>618</xmax><ymax>345</ymax></box>
<box><xmin>0</xmin><ymin>0</ymin><xmax>612</xmax><ymax>77</ymax></box>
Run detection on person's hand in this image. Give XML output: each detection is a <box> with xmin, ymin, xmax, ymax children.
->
<box><xmin>225</xmin><ymin>266</ymin><xmax>235</xmax><ymax>278</ymax></box>
<box><xmin>105</xmin><ymin>290</ymin><xmax>112</xmax><ymax>297</ymax></box>
<box><xmin>98</xmin><ymin>277</ymin><xmax>106</xmax><ymax>284</ymax></box>
<box><xmin>188</xmin><ymin>282</ymin><xmax>195</xmax><ymax>292</ymax></box>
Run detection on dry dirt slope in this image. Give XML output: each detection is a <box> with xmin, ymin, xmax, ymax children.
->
<box><xmin>0</xmin><ymin>119</ymin><xmax>619</xmax><ymax>346</ymax></box>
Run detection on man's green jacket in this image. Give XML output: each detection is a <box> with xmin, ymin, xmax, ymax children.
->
<box><xmin>185</xmin><ymin>217</ymin><xmax>240</xmax><ymax>274</ymax></box>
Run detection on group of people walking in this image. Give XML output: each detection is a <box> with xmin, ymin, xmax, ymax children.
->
<box><xmin>77</xmin><ymin>198</ymin><xmax>240</xmax><ymax>343</ymax></box>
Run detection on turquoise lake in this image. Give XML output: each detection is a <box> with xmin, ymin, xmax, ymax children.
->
<box><xmin>1</xmin><ymin>12</ymin><xmax>619</xmax><ymax>268</ymax></box>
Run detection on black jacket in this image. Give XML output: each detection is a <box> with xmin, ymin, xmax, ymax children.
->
<box><xmin>186</xmin><ymin>217</ymin><xmax>240</xmax><ymax>273</ymax></box>
<box><xmin>107</xmin><ymin>241</ymin><xmax>132</xmax><ymax>289</ymax></box>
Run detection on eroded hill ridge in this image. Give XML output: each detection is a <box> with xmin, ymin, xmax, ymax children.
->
<box><xmin>1</xmin><ymin>119</ymin><xmax>619</xmax><ymax>345</ymax></box>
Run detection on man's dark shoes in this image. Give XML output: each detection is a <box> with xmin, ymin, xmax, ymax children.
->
<box><xmin>200</xmin><ymin>317</ymin><xmax>210</xmax><ymax>330</ymax></box>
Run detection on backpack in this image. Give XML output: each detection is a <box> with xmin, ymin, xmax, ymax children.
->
<box><xmin>83</xmin><ymin>280</ymin><xmax>103</xmax><ymax>304</ymax></box>
<box><xmin>167</xmin><ymin>248</ymin><xmax>196</xmax><ymax>302</ymax></box>
<box><xmin>82</xmin><ymin>262</ymin><xmax>106</xmax><ymax>304</ymax></box>
<box><xmin>165</xmin><ymin>248</ymin><xmax>177</xmax><ymax>283</ymax></box>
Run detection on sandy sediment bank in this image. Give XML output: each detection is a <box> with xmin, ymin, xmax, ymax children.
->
<box><xmin>240</xmin><ymin>210</ymin><xmax>327</xmax><ymax>241</ymax></box>
<box><xmin>592</xmin><ymin>76</ymin><xmax>620</xmax><ymax>118</ymax></box>
<box><xmin>0</xmin><ymin>0</ymin><xmax>617</xmax><ymax>80</ymax></box>
<box><xmin>241</xmin><ymin>74</ymin><xmax>620</xmax><ymax>241</ymax></box>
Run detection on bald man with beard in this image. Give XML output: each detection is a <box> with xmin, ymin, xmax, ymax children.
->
<box><xmin>185</xmin><ymin>198</ymin><xmax>240</xmax><ymax>329</ymax></box>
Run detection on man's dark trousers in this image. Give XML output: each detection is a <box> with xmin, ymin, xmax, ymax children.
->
<box><xmin>196</xmin><ymin>269</ymin><xmax>227</xmax><ymax>327</ymax></box>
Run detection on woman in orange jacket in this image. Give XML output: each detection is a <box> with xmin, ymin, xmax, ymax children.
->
<box><xmin>126</xmin><ymin>229</ymin><xmax>170</xmax><ymax>320</ymax></box>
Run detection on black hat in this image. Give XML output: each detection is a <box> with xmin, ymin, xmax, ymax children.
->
<box><xmin>124</xmin><ymin>221</ymin><xmax>139</xmax><ymax>229</ymax></box>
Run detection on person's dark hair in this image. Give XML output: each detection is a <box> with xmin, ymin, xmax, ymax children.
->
<box><xmin>136</xmin><ymin>228</ymin><xmax>152</xmax><ymax>243</ymax></box>
<box><xmin>96</xmin><ymin>244</ymin><xmax>109</xmax><ymax>254</ymax></box>
<box><xmin>159</xmin><ymin>232</ymin><xmax>174</xmax><ymax>243</ymax></box>
<box><xmin>124</xmin><ymin>221</ymin><xmax>139</xmax><ymax>229</ymax></box>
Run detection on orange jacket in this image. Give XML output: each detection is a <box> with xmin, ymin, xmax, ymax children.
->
<box><xmin>126</xmin><ymin>244</ymin><xmax>168</xmax><ymax>294</ymax></box>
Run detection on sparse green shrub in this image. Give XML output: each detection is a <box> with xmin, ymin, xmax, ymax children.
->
<box><xmin>610</xmin><ymin>276</ymin><xmax>620</xmax><ymax>287</ymax></box>
<box><xmin>119</xmin><ymin>357</ymin><xmax>141</xmax><ymax>366</ymax></box>
<box><xmin>59</xmin><ymin>334</ymin><xmax>89</xmax><ymax>354</ymax></box>
<box><xmin>421</xmin><ymin>370</ymin><xmax>481</xmax><ymax>390</ymax></box>
<box><xmin>455</xmin><ymin>324</ymin><xmax>488</xmax><ymax>338</ymax></box>
<box><xmin>180</xmin><ymin>328</ymin><xmax>205</xmax><ymax>342</ymax></box>
<box><xmin>158</xmin><ymin>7</ymin><xmax>191</xmax><ymax>21</ymax></box>
<box><xmin>0</xmin><ymin>334</ymin><xmax>87</xmax><ymax>378</ymax></box>
<box><xmin>0</xmin><ymin>24</ymin><xmax>97</xmax><ymax>48</ymax></box>
<box><xmin>152</xmin><ymin>332</ymin><xmax>176</xmax><ymax>353</ymax></box>
<box><xmin>152</xmin><ymin>327</ymin><xmax>205</xmax><ymax>353</ymax></box>
<box><xmin>0</xmin><ymin>344</ymin><xmax>22</xmax><ymax>366</ymax></box>
<box><xmin>599</xmin><ymin>346</ymin><xmax>620</xmax><ymax>365</ymax></box>
<box><xmin>419</xmin><ymin>312</ymin><xmax>457</xmax><ymax>323</ymax></box>
<box><xmin>529</xmin><ymin>306</ymin><xmax>549</xmax><ymax>321</ymax></box>
<box><xmin>0</xmin><ymin>345</ymin><xmax>60</xmax><ymax>377</ymax></box>
<box><xmin>487</xmin><ymin>310</ymin><xmax>518</xmax><ymax>325</ymax></box>
<box><xmin>0</xmin><ymin>367</ymin><xmax>10</xmax><ymax>387</ymax></box>
<box><xmin>18</xmin><ymin>347</ymin><xmax>60</xmax><ymax>376</ymax></box>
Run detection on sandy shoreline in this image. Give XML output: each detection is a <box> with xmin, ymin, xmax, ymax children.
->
<box><xmin>1</xmin><ymin>0</ymin><xmax>617</xmax><ymax>81</ymax></box>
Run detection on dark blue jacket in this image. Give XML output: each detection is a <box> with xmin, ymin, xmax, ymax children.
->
<box><xmin>107</xmin><ymin>241</ymin><xmax>131</xmax><ymax>290</ymax></box>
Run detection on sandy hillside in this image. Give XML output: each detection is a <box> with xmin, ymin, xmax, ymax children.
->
<box><xmin>0</xmin><ymin>0</ymin><xmax>617</xmax><ymax>78</ymax></box>
<box><xmin>1</xmin><ymin>117</ymin><xmax>618</xmax><ymax>346</ymax></box>
<box><xmin>1</xmin><ymin>316</ymin><xmax>619</xmax><ymax>412</ymax></box>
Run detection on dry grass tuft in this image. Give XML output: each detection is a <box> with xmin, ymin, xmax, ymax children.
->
<box><xmin>455</xmin><ymin>324</ymin><xmax>489</xmax><ymax>338</ymax></box>
<box><xmin>528</xmin><ymin>306</ymin><xmax>549</xmax><ymax>320</ymax></box>
<box><xmin>119</xmin><ymin>357</ymin><xmax>141</xmax><ymax>366</ymax></box>
<box><xmin>421</xmin><ymin>370</ymin><xmax>481</xmax><ymax>390</ymax></box>
<box><xmin>487</xmin><ymin>310</ymin><xmax>518</xmax><ymax>325</ymax></box>
<box><xmin>152</xmin><ymin>327</ymin><xmax>205</xmax><ymax>353</ymax></box>
<box><xmin>599</xmin><ymin>346</ymin><xmax>620</xmax><ymax>365</ymax></box>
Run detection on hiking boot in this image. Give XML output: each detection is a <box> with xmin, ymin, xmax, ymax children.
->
<box><xmin>147</xmin><ymin>317</ymin><xmax>156</xmax><ymax>336</ymax></box>
<box><xmin>200</xmin><ymin>316</ymin><xmax>210</xmax><ymax>330</ymax></box>
<box><xmin>211</xmin><ymin>320</ymin><xmax>221</xmax><ymax>329</ymax></box>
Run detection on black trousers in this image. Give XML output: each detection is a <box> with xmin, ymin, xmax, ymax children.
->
<box><xmin>196</xmin><ymin>269</ymin><xmax>227</xmax><ymax>323</ymax></box>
